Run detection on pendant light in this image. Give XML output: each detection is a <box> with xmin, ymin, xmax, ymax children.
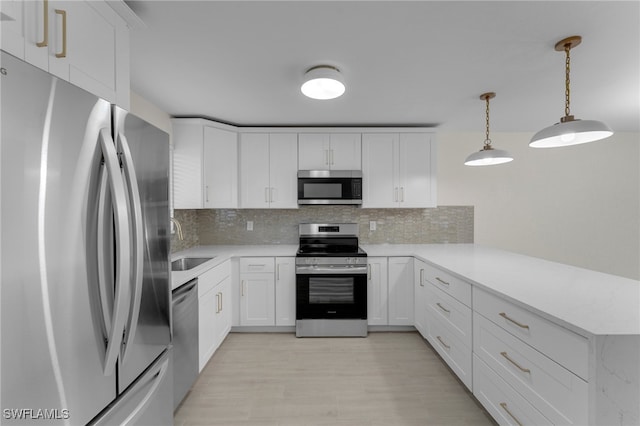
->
<box><xmin>464</xmin><ymin>92</ymin><xmax>513</xmax><ymax>166</ymax></box>
<box><xmin>530</xmin><ymin>36</ymin><xmax>613</xmax><ymax>148</ymax></box>
<box><xmin>301</xmin><ymin>65</ymin><xmax>345</xmax><ymax>100</ymax></box>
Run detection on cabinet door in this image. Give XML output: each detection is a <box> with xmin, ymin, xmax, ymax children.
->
<box><xmin>275</xmin><ymin>257</ymin><xmax>296</xmax><ymax>326</ymax></box>
<box><xmin>240</xmin><ymin>273</ymin><xmax>275</xmax><ymax>326</ymax></box>
<box><xmin>298</xmin><ymin>133</ymin><xmax>330</xmax><ymax>170</ymax></box>
<box><xmin>239</xmin><ymin>133</ymin><xmax>271</xmax><ymax>208</ymax></box>
<box><xmin>269</xmin><ymin>134</ymin><xmax>298</xmax><ymax>209</ymax></box>
<box><xmin>367</xmin><ymin>257</ymin><xmax>388</xmax><ymax>326</ymax></box>
<box><xmin>203</xmin><ymin>126</ymin><xmax>238</xmax><ymax>208</ymax></box>
<box><xmin>362</xmin><ymin>134</ymin><xmax>398</xmax><ymax>208</ymax></box>
<box><xmin>398</xmin><ymin>133</ymin><xmax>436</xmax><ymax>208</ymax></box>
<box><xmin>414</xmin><ymin>259</ymin><xmax>427</xmax><ymax>337</ymax></box>
<box><xmin>388</xmin><ymin>257</ymin><xmax>414</xmax><ymax>325</ymax></box>
<box><xmin>330</xmin><ymin>134</ymin><xmax>361</xmax><ymax>170</ymax></box>
<box><xmin>173</xmin><ymin>122</ymin><xmax>204</xmax><ymax>209</ymax></box>
<box><xmin>214</xmin><ymin>276</ymin><xmax>232</xmax><ymax>349</ymax></box>
<box><xmin>1</xmin><ymin>0</ymin><xmax>25</xmax><ymax>59</ymax></box>
<box><xmin>50</xmin><ymin>1</ymin><xmax>119</xmax><ymax>103</ymax></box>
<box><xmin>198</xmin><ymin>288</ymin><xmax>217</xmax><ymax>372</ymax></box>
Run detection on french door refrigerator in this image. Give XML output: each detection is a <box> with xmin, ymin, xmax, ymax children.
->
<box><xmin>0</xmin><ymin>51</ymin><xmax>173</xmax><ymax>425</ymax></box>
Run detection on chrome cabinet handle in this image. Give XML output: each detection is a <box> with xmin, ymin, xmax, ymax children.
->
<box><xmin>499</xmin><ymin>402</ymin><xmax>523</xmax><ymax>426</ymax></box>
<box><xmin>325</xmin><ymin>149</ymin><xmax>329</xmax><ymax>166</ymax></box>
<box><xmin>216</xmin><ymin>293</ymin><xmax>221</xmax><ymax>313</ymax></box>
<box><xmin>36</xmin><ymin>0</ymin><xmax>49</xmax><ymax>47</ymax></box>
<box><xmin>220</xmin><ymin>292</ymin><xmax>223</xmax><ymax>311</ymax></box>
<box><xmin>499</xmin><ymin>312</ymin><xmax>530</xmax><ymax>330</ymax></box>
<box><xmin>435</xmin><ymin>277</ymin><xmax>450</xmax><ymax>286</ymax></box>
<box><xmin>241</xmin><ymin>280</ymin><xmax>245</xmax><ymax>297</ymax></box>
<box><xmin>436</xmin><ymin>302</ymin><xmax>450</xmax><ymax>314</ymax></box>
<box><xmin>206</xmin><ymin>185</ymin><xmax>209</xmax><ymax>203</ymax></box>
<box><xmin>436</xmin><ymin>335</ymin><xmax>450</xmax><ymax>350</ymax></box>
<box><xmin>400</xmin><ymin>187</ymin><xmax>404</xmax><ymax>202</ymax></box>
<box><xmin>500</xmin><ymin>351</ymin><xmax>531</xmax><ymax>373</ymax></box>
<box><xmin>419</xmin><ymin>269</ymin><xmax>424</xmax><ymax>286</ymax></box>
<box><xmin>276</xmin><ymin>264</ymin><xmax>280</xmax><ymax>281</ymax></box>
<box><xmin>55</xmin><ymin>9</ymin><xmax>66</xmax><ymax>58</ymax></box>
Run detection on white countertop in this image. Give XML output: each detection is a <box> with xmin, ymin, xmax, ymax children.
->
<box><xmin>172</xmin><ymin>243</ymin><xmax>640</xmax><ymax>336</ymax></box>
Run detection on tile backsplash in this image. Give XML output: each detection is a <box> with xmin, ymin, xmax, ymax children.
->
<box><xmin>171</xmin><ymin>206</ymin><xmax>473</xmax><ymax>252</ymax></box>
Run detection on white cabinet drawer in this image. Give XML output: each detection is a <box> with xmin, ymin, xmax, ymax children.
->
<box><xmin>425</xmin><ymin>283</ymin><xmax>472</xmax><ymax>347</ymax></box>
<box><xmin>473</xmin><ymin>288</ymin><xmax>588</xmax><ymax>379</ymax></box>
<box><xmin>240</xmin><ymin>257</ymin><xmax>275</xmax><ymax>273</ymax></box>
<box><xmin>474</xmin><ymin>313</ymin><xmax>588</xmax><ymax>425</ymax></box>
<box><xmin>198</xmin><ymin>260</ymin><xmax>231</xmax><ymax>297</ymax></box>
<box><xmin>423</xmin><ymin>263</ymin><xmax>471</xmax><ymax>307</ymax></box>
<box><xmin>473</xmin><ymin>355</ymin><xmax>553</xmax><ymax>426</ymax></box>
<box><xmin>425</xmin><ymin>309</ymin><xmax>472</xmax><ymax>390</ymax></box>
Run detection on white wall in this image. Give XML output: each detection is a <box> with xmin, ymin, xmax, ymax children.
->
<box><xmin>438</xmin><ymin>131</ymin><xmax>640</xmax><ymax>280</ymax></box>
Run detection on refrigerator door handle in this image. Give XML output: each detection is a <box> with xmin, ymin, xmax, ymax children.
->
<box><xmin>97</xmin><ymin>165</ymin><xmax>114</xmax><ymax>334</ymax></box>
<box><xmin>99</xmin><ymin>128</ymin><xmax>132</xmax><ymax>376</ymax></box>
<box><xmin>118</xmin><ymin>132</ymin><xmax>144</xmax><ymax>362</ymax></box>
<box><xmin>120</xmin><ymin>355</ymin><xmax>169</xmax><ymax>426</ymax></box>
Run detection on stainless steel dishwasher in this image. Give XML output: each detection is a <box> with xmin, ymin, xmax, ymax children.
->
<box><xmin>172</xmin><ymin>278</ymin><xmax>199</xmax><ymax>410</ymax></box>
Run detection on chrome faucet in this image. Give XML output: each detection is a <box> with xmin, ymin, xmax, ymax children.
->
<box><xmin>170</xmin><ymin>217</ymin><xmax>184</xmax><ymax>240</ymax></box>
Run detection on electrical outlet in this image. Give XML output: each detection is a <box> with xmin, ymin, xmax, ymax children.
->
<box><xmin>247</xmin><ymin>221</ymin><xmax>253</xmax><ymax>231</ymax></box>
<box><xmin>370</xmin><ymin>221</ymin><xmax>376</xmax><ymax>231</ymax></box>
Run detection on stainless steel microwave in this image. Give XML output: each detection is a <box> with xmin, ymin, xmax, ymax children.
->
<box><xmin>297</xmin><ymin>170</ymin><xmax>362</xmax><ymax>205</ymax></box>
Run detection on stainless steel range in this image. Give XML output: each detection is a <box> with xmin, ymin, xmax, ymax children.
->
<box><xmin>295</xmin><ymin>223</ymin><xmax>368</xmax><ymax>337</ymax></box>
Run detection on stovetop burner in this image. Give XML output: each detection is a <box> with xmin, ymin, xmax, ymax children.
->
<box><xmin>296</xmin><ymin>223</ymin><xmax>367</xmax><ymax>258</ymax></box>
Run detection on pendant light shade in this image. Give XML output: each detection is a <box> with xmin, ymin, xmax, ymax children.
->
<box><xmin>301</xmin><ymin>65</ymin><xmax>345</xmax><ymax>100</ymax></box>
<box><xmin>530</xmin><ymin>36</ymin><xmax>613</xmax><ymax>148</ymax></box>
<box><xmin>465</xmin><ymin>92</ymin><xmax>513</xmax><ymax>166</ymax></box>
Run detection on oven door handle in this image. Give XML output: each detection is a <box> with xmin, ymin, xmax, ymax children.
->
<box><xmin>296</xmin><ymin>265</ymin><xmax>368</xmax><ymax>275</ymax></box>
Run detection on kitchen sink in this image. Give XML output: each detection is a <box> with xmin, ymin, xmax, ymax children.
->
<box><xmin>171</xmin><ymin>257</ymin><xmax>213</xmax><ymax>271</ymax></box>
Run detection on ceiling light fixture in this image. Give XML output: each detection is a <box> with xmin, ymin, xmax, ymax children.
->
<box><xmin>301</xmin><ymin>65</ymin><xmax>345</xmax><ymax>100</ymax></box>
<box><xmin>465</xmin><ymin>92</ymin><xmax>514</xmax><ymax>166</ymax></box>
<box><xmin>529</xmin><ymin>36</ymin><xmax>613</xmax><ymax>148</ymax></box>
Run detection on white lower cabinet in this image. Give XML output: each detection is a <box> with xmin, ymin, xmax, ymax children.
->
<box><xmin>275</xmin><ymin>257</ymin><xmax>296</xmax><ymax>326</ymax></box>
<box><xmin>413</xmin><ymin>259</ymin><xmax>428</xmax><ymax>337</ymax></box>
<box><xmin>239</xmin><ymin>258</ymin><xmax>275</xmax><ymax>326</ymax></box>
<box><xmin>367</xmin><ymin>257</ymin><xmax>389</xmax><ymax>326</ymax></box>
<box><xmin>388</xmin><ymin>257</ymin><xmax>414</xmax><ymax>325</ymax></box>
<box><xmin>198</xmin><ymin>260</ymin><xmax>231</xmax><ymax>372</ymax></box>
<box><xmin>474</xmin><ymin>354</ymin><xmax>553</xmax><ymax>426</ymax></box>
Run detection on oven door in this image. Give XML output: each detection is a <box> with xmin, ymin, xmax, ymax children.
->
<box><xmin>296</xmin><ymin>273</ymin><xmax>367</xmax><ymax>320</ymax></box>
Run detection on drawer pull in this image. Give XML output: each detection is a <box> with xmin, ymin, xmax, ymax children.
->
<box><xmin>436</xmin><ymin>302</ymin><xmax>450</xmax><ymax>314</ymax></box>
<box><xmin>500</xmin><ymin>351</ymin><xmax>531</xmax><ymax>373</ymax></box>
<box><xmin>499</xmin><ymin>402</ymin><xmax>523</xmax><ymax>426</ymax></box>
<box><xmin>436</xmin><ymin>335</ymin><xmax>450</xmax><ymax>350</ymax></box>
<box><xmin>419</xmin><ymin>269</ymin><xmax>424</xmax><ymax>286</ymax></box>
<box><xmin>435</xmin><ymin>277</ymin><xmax>450</xmax><ymax>286</ymax></box>
<box><xmin>499</xmin><ymin>312</ymin><xmax>530</xmax><ymax>330</ymax></box>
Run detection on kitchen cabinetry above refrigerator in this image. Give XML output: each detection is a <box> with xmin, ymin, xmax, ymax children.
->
<box><xmin>173</xmin><ymin>118</ymin><xmax>239</xmax><ymax>209</ymax></box>
<box><xmin>0</xmin><ymin>0</ymin><xmax>131</xmax><ymax>108</ymax></box>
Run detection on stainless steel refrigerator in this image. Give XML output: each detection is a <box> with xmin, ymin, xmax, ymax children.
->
<box><xmin>0</xmin><ymin>51</ymin><xmax>173</xmax><ymax>425</ymax></box>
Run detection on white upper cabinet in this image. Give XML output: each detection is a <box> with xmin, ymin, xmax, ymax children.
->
<box><xmin>240</xmin><ymin>133</ymin><xmax>298</xmax><ymax>209</ymax></box>
<box><xmin>362</xmin><ymin>132</ymin><xmax>436</xmax><ymax>208</ymax></box>
<box><xmin>4</xmin><ymin>0</ymin><xmax>130</xmax><ymax>107</ymax></box>
<box><xmin>298</xmin><ymin>133</ymin><xmax>361</xmax><ymax>170</ymax></box>
<box><xmin>173</xmin><ymin>119</ymin><xmax>238</xmax><ymax>209</ymax></box>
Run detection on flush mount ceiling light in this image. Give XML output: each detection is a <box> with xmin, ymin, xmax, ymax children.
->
<box><xmin>530</xmin><ymin>35</ymin><xmax>613</xmax><ymax>148</ymax></box>
<box><xmin>465</xmin><ymin>92</ymin><xmax>514</xmax><ymax>166</ymax></box>
<box><xmin>300</xmin><ymin>65</ymin><xmax>345</xmax><ymax>100</ymax></box>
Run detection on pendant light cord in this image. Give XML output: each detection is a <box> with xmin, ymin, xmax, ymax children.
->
<box><xmin>564</xmin><ymin>44</ymin><xmax>571</xmax><ymax>118</ymax></box>
<box><xmin>484</xmin><ymin>95</ymin><xmax>492</xmax><ymax>148</ymax></box>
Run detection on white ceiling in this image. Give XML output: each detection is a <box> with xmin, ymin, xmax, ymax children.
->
<box><xmin>127</xmin><ymin>1</ymin><xmax>640</xmax><ymax>133</ymax></box>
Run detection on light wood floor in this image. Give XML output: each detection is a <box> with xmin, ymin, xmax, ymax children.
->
<box><xmin>174</xmin><ymin>332</ymin><xmax>496</xmax><ymax>426</ymax></box>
